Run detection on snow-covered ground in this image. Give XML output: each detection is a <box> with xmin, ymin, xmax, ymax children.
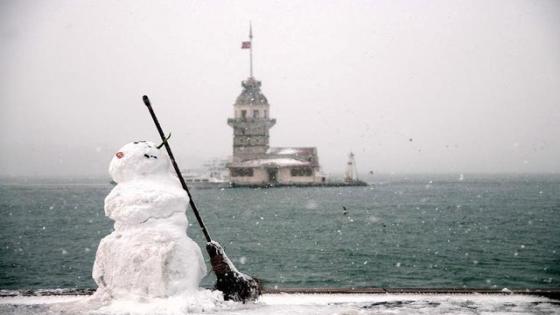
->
<box><xmin>1</xmin><ymin>293</ymin><xmax>558</xmax><ymax>315</ymax></box>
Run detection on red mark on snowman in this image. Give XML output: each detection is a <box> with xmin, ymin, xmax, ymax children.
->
<box><xmin>116</xmin><ymin>152</ymin><xmax>124</xmax><ymax>159</ymax></box>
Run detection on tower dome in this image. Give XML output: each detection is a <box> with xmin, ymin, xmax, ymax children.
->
<box><xmin>235</xmin><ymin>77</ymin><xmax>268</xmax><ymax>106</ymax></box>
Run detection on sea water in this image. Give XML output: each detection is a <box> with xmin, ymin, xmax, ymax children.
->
<box><xmin>0</xmin><ymin>174</ymin><xmax>558</xmax><ymax>290</ymax></box>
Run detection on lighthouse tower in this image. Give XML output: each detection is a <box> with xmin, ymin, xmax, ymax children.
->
<box><xmin>227</xmin><ymin>78</ymin><xmax>276</xmax><ymax>161</ymax></box>
<box><xmin>227</xmin><ymin>24</ymin><xmax>276</xmax><ymax>162</ymax></box>
<box><xmin>227</xmin><ymin>25</ymin><xmax>323</xmax><ymax>187</ymax></box>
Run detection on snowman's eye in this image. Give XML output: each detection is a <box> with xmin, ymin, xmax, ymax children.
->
<box><xmin>144</xmin><ymin>154</ymin><xmax>150</xmax><ymax>159</ymax></box>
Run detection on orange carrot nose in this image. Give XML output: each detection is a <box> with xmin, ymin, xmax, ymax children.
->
<box><xmin>116</xmin><ymin>152</ymin><xmax>124</xmax><ymax>159</ymax></box>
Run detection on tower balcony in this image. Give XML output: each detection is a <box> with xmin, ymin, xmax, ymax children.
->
<box><xmin>227</xmin><ymin>118</ymin><xmax>276</xmax><ymax>128</ymax></box>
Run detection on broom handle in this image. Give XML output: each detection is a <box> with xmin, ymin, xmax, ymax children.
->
<box><xmin>143</xmin><ymin>95</ymin><xmax>212</xmax><ymax>242</ymax></box>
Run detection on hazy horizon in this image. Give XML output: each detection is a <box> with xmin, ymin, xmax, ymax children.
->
<box><xmin>1</xmin><ymin>0</ymin><xmax>559</xmax><ymax>177</ymax></box>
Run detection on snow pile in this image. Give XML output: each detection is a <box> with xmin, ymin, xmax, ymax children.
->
<box><xmin>2</xmin><ymin>293</ymin><xmax>558</xmax><ymax>315</ymax></box>
<box><xmin>90</xmin><ymin>141</ymin><xmax>217</xmax><ymax>309</ymax></box>
<box><xmin>234</xmin><ymin>158</ymin><xmax>309</xmax><ymax>167</ymax></box>
<box><xmin>274</xmin><ymin>148</ymin><xmax>298</xmax><ymax>155</ymax></box>
<box><xmin>91</xmin><ymin>290</ymin><xmax>227</xmax><ymax>315</ymax></box>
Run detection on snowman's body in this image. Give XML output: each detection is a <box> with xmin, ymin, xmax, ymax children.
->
<box><xmin>92</xmin><ymin>141</ymin><xmax>206</xmax><ymax>300</ymax></box>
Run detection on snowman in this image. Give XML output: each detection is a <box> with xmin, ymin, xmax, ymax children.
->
<box><xmin>92</xmin><ymin>141</ymin><xmax>207</xmax><ymax>300</ymax></box>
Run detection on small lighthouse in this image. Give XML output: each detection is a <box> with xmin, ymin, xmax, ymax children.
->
<box><xmin>343</xmin><ymin>152</ymin><xmax>367</xmax><ymax>186</ymax></box>
<box><xmin>345</xmin><ymin>152</ymin><xmax>358</xmax><ymax>183</ymax></box>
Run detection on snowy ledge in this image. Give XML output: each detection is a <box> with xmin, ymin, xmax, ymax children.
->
<box><xmin>1</xmin><ymin>290</ymin><xmax>559</xmax><ymax>315</ymax></box>
<box><xmin>265</xmin><ymin>287</ymin><xmax>560</xmax><ymax>299</ymax></box>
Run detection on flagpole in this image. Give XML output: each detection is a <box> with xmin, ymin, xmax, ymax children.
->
<box><xmin>249</xmin><ymin>22</ymin><xmax>253</xmax><ymax>78</ymax></box>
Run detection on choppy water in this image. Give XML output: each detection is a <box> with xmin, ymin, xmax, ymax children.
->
<box><xmin>0</xmin><ymin>174</ymin><xmax>558</xmax><ymax>290</ymax></box>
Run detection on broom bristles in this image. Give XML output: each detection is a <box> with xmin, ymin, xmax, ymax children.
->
<box><xmin>206</xmin><ymin>241</ymin><xmax>261</xmax><ymax>302</ymax></box>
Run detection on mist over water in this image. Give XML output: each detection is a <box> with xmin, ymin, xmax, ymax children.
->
<box><xmin>1</xmin><ymin>0</ymin><xmax>560</xmax><ymax>176</ymax></box>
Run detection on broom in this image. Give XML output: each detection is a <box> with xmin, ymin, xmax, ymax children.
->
<box><xmin>142</xmin><ymin>95</ymin><xmax>261</xmax><ymax>302</ymax></box>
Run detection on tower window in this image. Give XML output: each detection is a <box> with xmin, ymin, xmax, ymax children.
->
<box><xmin>231</xmin><ymin>168</ymin><xmax>254</xmax><ymax>177</ymax></box>
<box><xmin>253</xmin><ymin>110</ymin><xmax>259</xmax><ymax>118</ymax></box>
<box><xmin>291</xmin><ymin>168</ymin><xmax>313</xmax><ymax>176</ymax></box>
<box><xmin>241</xmin><ymin>110</ymin><xmax>247</xmax><ymax>119</ymax></box>
<box><xmin>264</xmin><ymin>110</ymin><xmax>268</xmax><ymax>118</ymax></box>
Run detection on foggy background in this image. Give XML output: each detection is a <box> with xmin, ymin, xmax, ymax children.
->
<box><xmin>1</xmin><ymin>0</ymin><xmax>559</xmax><ymax>177</ymax></box>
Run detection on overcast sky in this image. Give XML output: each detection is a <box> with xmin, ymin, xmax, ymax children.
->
<box><xmin>1</xmin><ymin>0</ymin><xmax>559</xmax><ymax>177</ymax></box>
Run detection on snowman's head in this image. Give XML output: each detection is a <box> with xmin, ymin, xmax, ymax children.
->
<box><xmin>109</xmin><ymin>141</ymin><xmax>171</xmax><ymax>183</ymax></box>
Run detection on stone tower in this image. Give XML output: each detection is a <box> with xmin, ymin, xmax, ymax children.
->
<box><xmin>227</xmin><ymin>25</ymin><xmax>325</xmax><ymax>187</ymax></box>
<box><xmin>227</xmin><ymin>77</ymin><xmax>276</xmax><ymax>161</ymax></box>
